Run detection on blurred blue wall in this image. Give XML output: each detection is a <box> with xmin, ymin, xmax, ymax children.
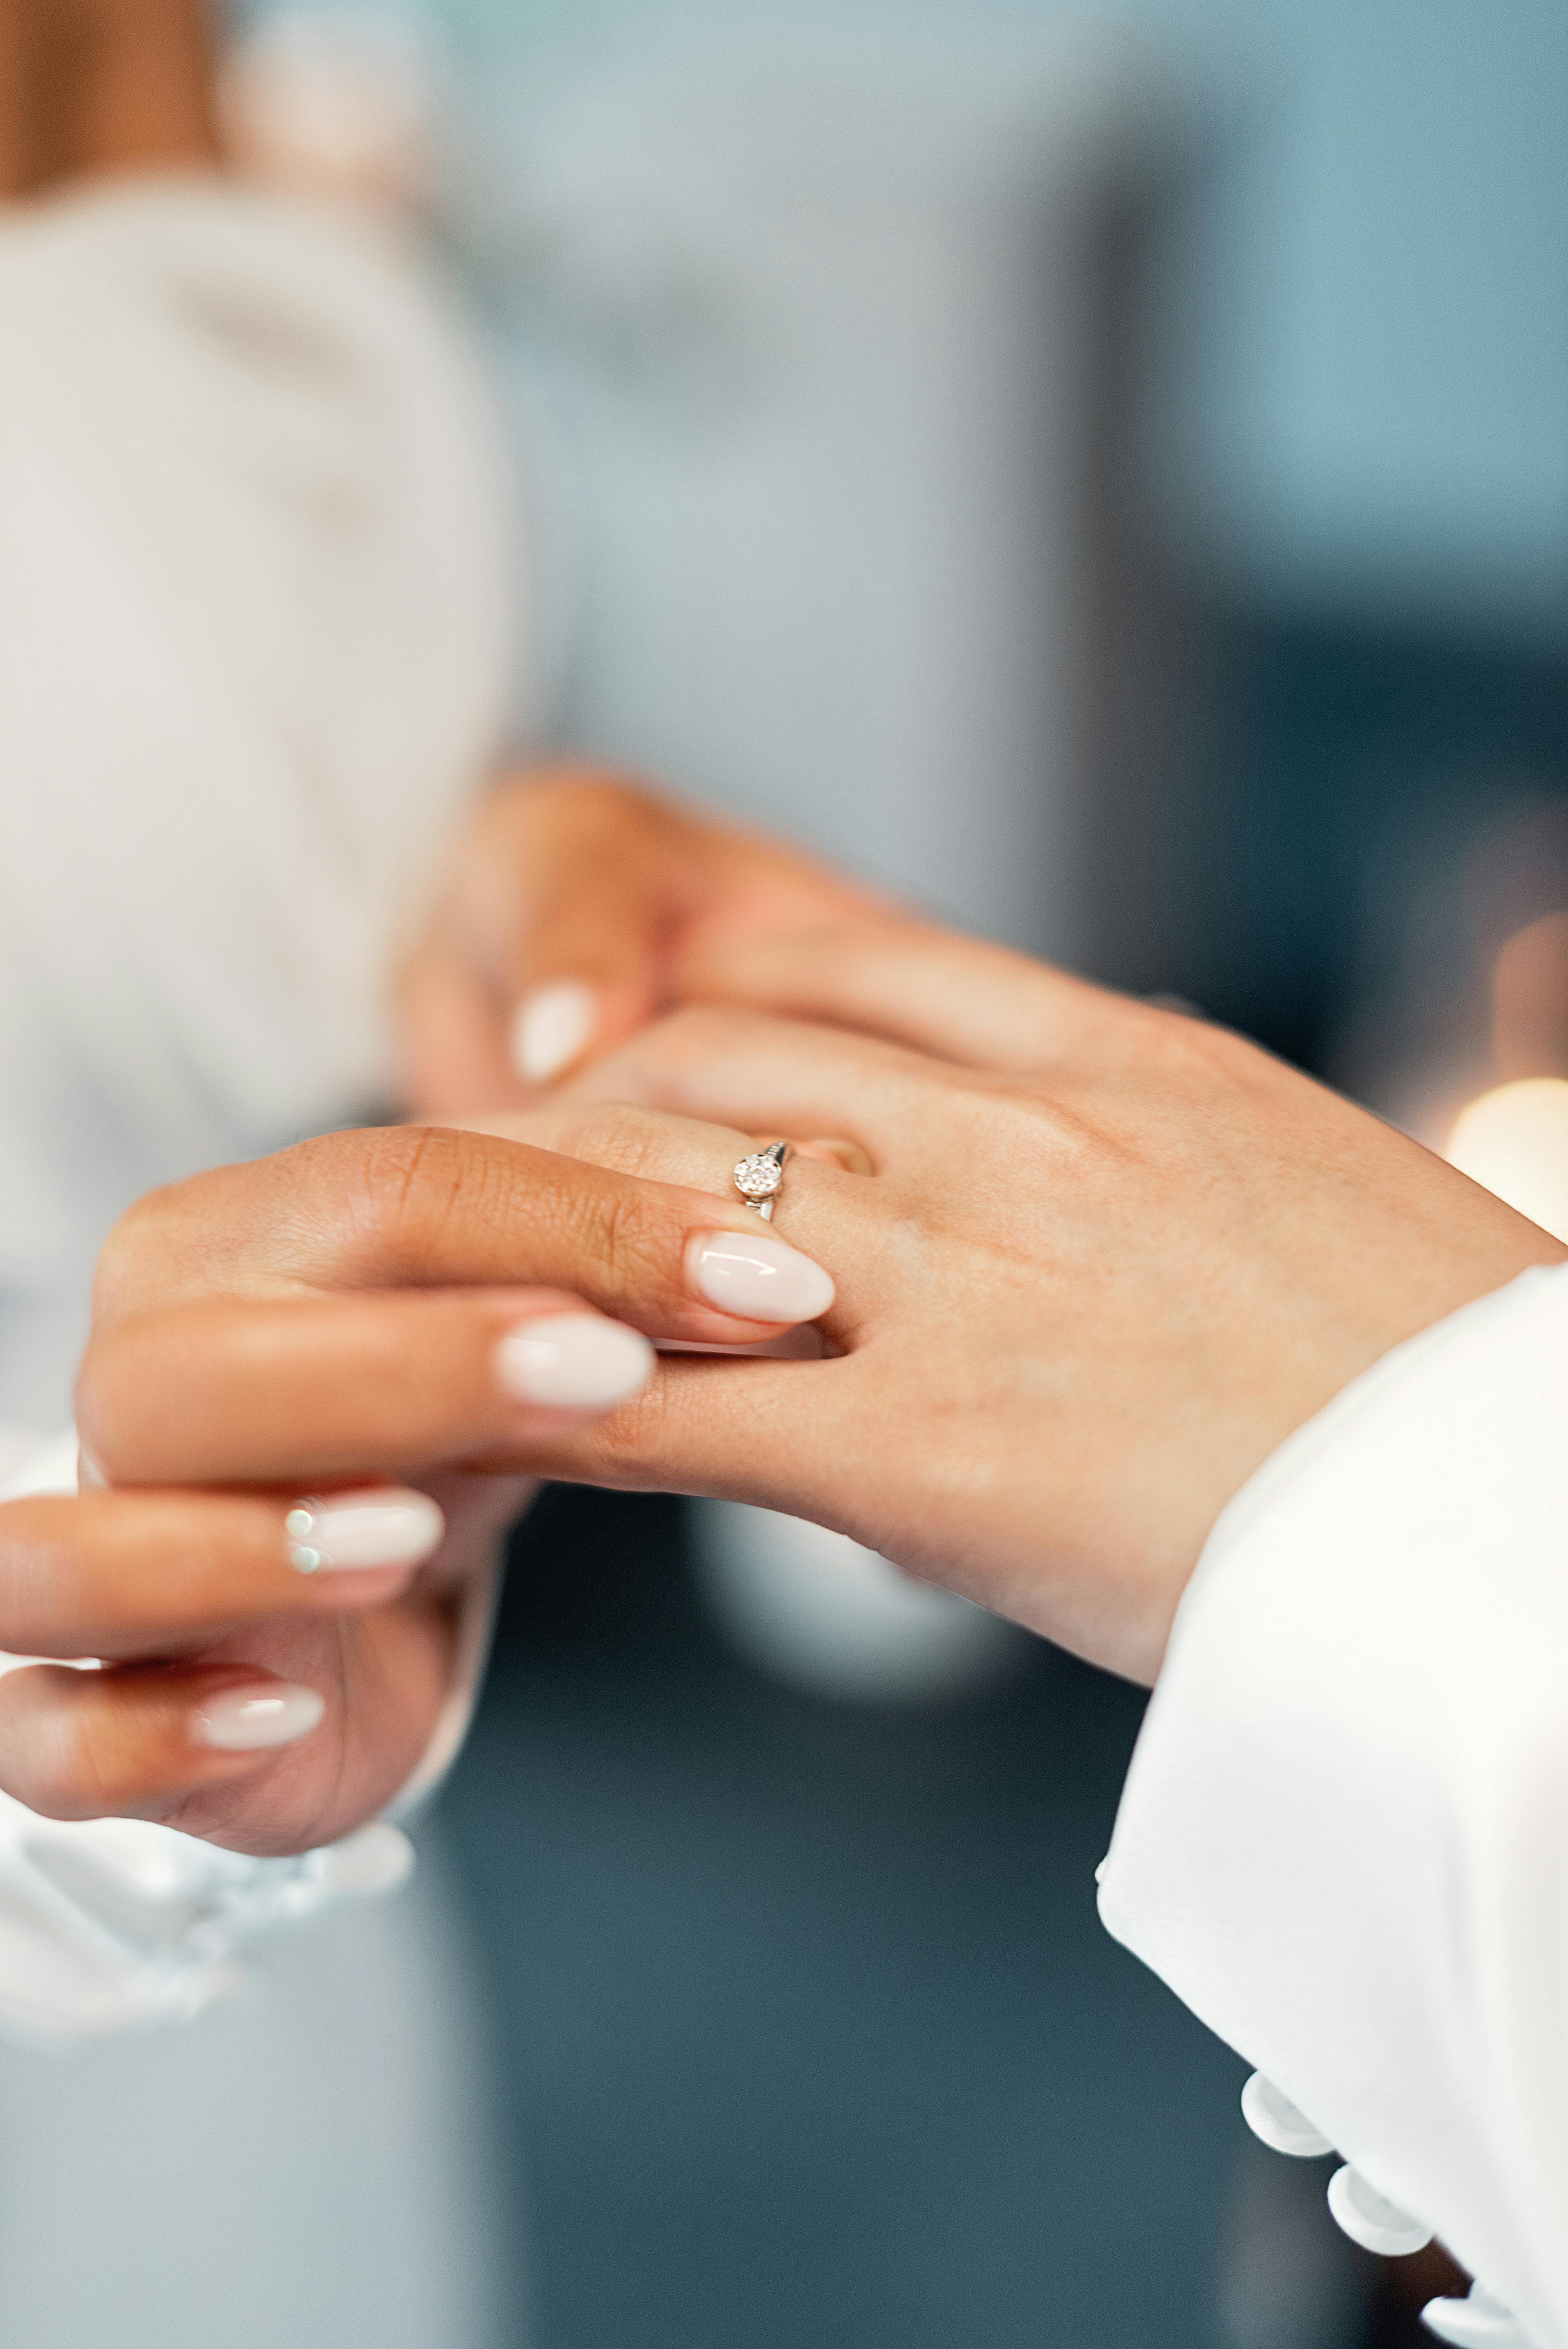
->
<box><xmin>249</xmin><ymin>0</ymin><xmax>1568</xmax><ymax>641</ymax></box>
<box><xmin>1141</xmin><ymin>0</ymin><xmax>1568</xmax><ymax>643</ymax></box>
<box><xmin>413</xmin><ymin>0</ymin><xmax>1568</xmax><ymax>643</ymax></box>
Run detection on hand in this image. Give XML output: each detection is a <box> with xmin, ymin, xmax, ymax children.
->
<box><xmin>396</xmin><ymin>767</ymin><xmax>882</xmax><ymax>1115</ymax></box>
<box><xmin>463</xmin><ymin>920</ymin><xmax>1564</xmax><ymax>1682</ymax></box>
<box><xmin>0</xmin><ymin>1122</ymin><xmax>835</xmax><ymax>1853</ymax></box>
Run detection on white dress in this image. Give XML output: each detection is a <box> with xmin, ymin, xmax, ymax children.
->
<box><xmin>0</xmin><ymin>175</ymin><xmax>527</xmax><ymax>2347</ymax></box>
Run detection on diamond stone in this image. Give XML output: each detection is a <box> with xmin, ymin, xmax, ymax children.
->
<box><xmin>734</xmin><ymin>1150</ymin><xmax>783</xmax><ymax>1199</ymax></box>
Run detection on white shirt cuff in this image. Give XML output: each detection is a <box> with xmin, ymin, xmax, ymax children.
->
<box><xmin>1097</xmin><ymin>1264</ymin><xmax>1568</xmax><ymax>2344</ymax></box>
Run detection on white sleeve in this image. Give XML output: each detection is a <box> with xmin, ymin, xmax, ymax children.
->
<box><xmin>1097</xmin><ymin>1263</ymin><xmax>1568</xmax><ymax>2349</ymax></box>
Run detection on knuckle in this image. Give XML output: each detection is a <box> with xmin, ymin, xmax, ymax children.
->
<box><xmin>0</xmin><ymin>1675</ymin><xmax>119</xmax><ymax>1820</ymax></box>
<box><xmin>578</xmin><ymin>1175</ymin><xmax>676</xmax><ymax>1301</ymax></box>
<box><xmin>90</xmin><ymin>1171</ymin><xmax>225</xmax><ymax>1321</ymax></box>
<box><xmin>56</xmin><ymin>1706</ymin><xmax>128</xmax><ymax>1817</ymax></box>
<box><xmin>559</xmin><ymin>1104</ymin><xmax>678</xmax><ymax>1185</ymax></box>
<box><xmin>348</xmin><ymin>1125</ymin><xmax>476</xmax><ymax>1276</ymax></box>
<box><xmin>98</xmin><ymin>1132</ymin><xmax>395</xmax><ymax>1320</ymax></box>
<box><xmin>1145</xmin><ymin>1002</ymin><xmax>1255</xmax><ymax>1092</ymax></box>
<box><xmin>976</xmin><ymin>1082</ymin><xmax>1103</xmax><ymax>1174</ymax></box>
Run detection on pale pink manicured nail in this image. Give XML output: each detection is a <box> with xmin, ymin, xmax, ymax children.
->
<box><xmin>511</xmin><ymin>980</ymin><xmax>597</xmax><ymax>1083</ymax></box>
<box><xmin>495</xmin><ymin>1312</ymin><xmax>654</xmax><ymax>1409</ymax></box>
<box><xmin>686</xmin><ymin>1232</ymin><xmax>835</xmax><ymax>1322</ymax></box>
<box><xmin>284</xmin><ymin>1488</ymin><xmax>445</xmax><ymax>1576</ymax></box>
<box><xmin>193</xmin><ymin>1684</ymin><xmax>325</xmax><ymax>1753</ymax></box>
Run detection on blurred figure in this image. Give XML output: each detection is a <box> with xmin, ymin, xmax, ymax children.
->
<box><xmin>0</xmin><ymin>1</ymin><xmax>519</xmax><ymax>2338</ymax></box>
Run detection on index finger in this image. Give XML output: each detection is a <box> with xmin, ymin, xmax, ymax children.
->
<box><xmin>94</xmin><ymin>1126</ymin><xmax>835</xmax><ymax>1348</ymax></box>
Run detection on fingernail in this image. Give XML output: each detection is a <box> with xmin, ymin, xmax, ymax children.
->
<box><xmin>687</xmin><ymin>1232</ymin><xmax>835</xmax><ymax>1323</ymax></box>
<box><xmin>495</xmin><ymin>1312</ymin><xmax>654</xmax><ymax>1409</ymax></box>
<box><xmin>194</xmin><ymin>1684</ymin><xmax>325</xmax><ymax>1753</ymax></box>
<box><xmin>284</xmin><ymin>1488</ymin><xmax>445</xmax><ymax>1576</ymax></box>
<box><xmin>511</xmin><ymin>980</ymin><xmax>597</xmax><ymax>1083</ymax></box>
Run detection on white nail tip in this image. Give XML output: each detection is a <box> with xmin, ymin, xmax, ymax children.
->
<box><xmin>194</xmin><ymin>1685</ymin><xmax>326</xmax><ymax>1753</ymax></box>
<box><xmin>689</xmin><ymin>1233</ymin><xmax>836</xmax><ymax>1323</ymax></box>
<box><xmin>285</xmin><ymin>1490</ymin><xmax>444</xmax><ymax>1575</ymax></box>
<box><xmin>511</xmin><ymin>980</ymin><xmax>597</xmax><ymax>1083</ymax></box>
<box><xmin>495</xmin><ymin>1313</ymin><xmax>654</xmax><ymax>1409</ymax></box>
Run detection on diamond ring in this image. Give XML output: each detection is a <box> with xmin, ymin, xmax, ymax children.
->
<box><xmin>733</xmin><ymin>1142</ymin><xmax>789</xmax><ymax>1221</ymax></box>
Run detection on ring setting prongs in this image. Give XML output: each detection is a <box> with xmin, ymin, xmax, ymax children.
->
<box><xmin>732</xmin><ymin>1142</ymin><xmax>789</xmax><ymax>1221</ymax></box>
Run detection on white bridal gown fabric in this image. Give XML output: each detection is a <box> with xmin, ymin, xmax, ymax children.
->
<box><xmin>0</xmin><ymin>177</ymin><xmax>525</xmax><ymax>2347</ymax></box>
<box><xmin>1099</xmin><ymin>1262</ymin><xmax>1568</xmax><ymax>2349</ymax></box>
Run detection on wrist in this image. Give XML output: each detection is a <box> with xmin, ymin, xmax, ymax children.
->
<box><xmin>1149</xmin><ymin>1235</ymin><xmax>1567</xmax><ymax>1684</ymax></box>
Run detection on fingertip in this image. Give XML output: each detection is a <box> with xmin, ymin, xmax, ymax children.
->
<box><xmin>494</xmin><ymin>1311</ymin><xmax>656</xmax><ymax>1411</ymax></box>
<box><xmin>511</xmin><ymin>980</ymin><xmax>599</xmax><ymax>1084</ymax></box>
<box><xmin>191</xmin><ymin>1683</ymin><xmax>326</xmax><ymax>1753</ymax></box>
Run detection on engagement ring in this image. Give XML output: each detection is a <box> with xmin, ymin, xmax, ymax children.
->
<box><xmin>733</xmin><ymin>1142</ymin><xmax>789</xmax><ymax>1221</ymax></box>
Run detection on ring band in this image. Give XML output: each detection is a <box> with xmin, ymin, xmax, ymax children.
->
<box><xmin>732</xmin><ymin>1142</ymin><xmax>789</xmax><ymax>1221</ymax></box>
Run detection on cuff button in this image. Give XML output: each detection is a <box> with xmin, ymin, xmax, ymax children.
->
<box><xmin>1327</xmin><ymin>2164</ymin><xmax>1433</xmax><ymax>2256</ymax></box>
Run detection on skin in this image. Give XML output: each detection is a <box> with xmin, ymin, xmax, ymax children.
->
<box><xmin>398</xmin><ymin>768</ymin><xmax>887</xmax><ymax>1114</ymax></box>
<box><xmin>458</xmin><ymin>915</ymin><xmax>1566</xmax><ymax>1683</ymax></box>
<box><xmin>0</xmin><ymin>1125</ymin><xmax>830</xmax><ymax>1854</ymax></box>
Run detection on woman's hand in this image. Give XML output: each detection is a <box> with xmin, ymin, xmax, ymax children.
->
<box><xmin>397</xmin><ymin>768</ymin><xmax>882</xmax><ymax>1115</ymax></box>
<box><xmin>466</xmin><ymin>922</ymin><xmax>1564</xmax><ymax>1682</ymax></box>
<box><xmin>0</xmin><ymin>1122</ymin><xmax>834</xmax><ymax>1853</ymax></box>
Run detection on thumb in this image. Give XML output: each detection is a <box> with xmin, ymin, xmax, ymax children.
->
<box><xmin>503</xmin><ymin>790</ymin><xmax>687</xmax><ymax>1086</ymax></box>
<box><xmin>399</xmin><ymin>934</ymin><xmax>524</xmax><ymax>1117</ymax></box>
<box><xmin>510</xmin><ymin>957</ymin><xmax>662</xmax><ymax>1091</ymax></box>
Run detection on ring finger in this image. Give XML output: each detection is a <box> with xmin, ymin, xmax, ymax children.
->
<box><xmin>453</xmin><ymin>1103</ymin><xmax>881</xmax><ymax>1343</ymax></box>
<box><xmin>546</xmin><ymin>1005</ymin><xmax>946</xmax><ymax>1168</ymax></box>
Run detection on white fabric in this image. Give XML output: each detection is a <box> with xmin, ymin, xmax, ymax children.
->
<box><xmin>0</xmin><ymin>174</ymin><xmax>528</xmax><ymax>2342</ymax></box>
<box><xmin>0</xmin><ymin>1829</ymin><xmax>515</xmax><ymax>2349</ymax></box>
<box><xmin>0</xmin><ymin>173</ymin><xmax>519</xmax><ymax>1425</ymax></box>
<box><xmin>1099</xmin><ymin>1263</ymin><xmax>1568</xmax><ymax>2348</ymax></box>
